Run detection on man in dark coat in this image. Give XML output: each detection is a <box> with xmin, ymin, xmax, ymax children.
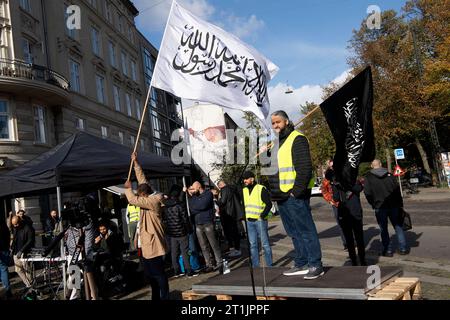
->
<box><xmin>163</xmin><ymin>185</ymin><xmax>197</xmax><ymax>278</ymax></box>
<box><xmin>217</xmin><ymin>180</ymin><xmax>244</xmax><ymax>257</ymax></box>
<box><xmin>11</xmin><ymin>216</ymin><xmax>35</xmax><ymax>288</ymax></box>
<box><xmin>364</xmin><ymin>159</ymin><xmax>408</xmax><ymax>256</ymax></box>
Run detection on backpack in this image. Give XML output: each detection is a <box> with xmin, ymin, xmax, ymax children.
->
<box><xmin>321</xmin><ymin>178</ymin><xmax>339</xmax><ymax>207</ymax></box>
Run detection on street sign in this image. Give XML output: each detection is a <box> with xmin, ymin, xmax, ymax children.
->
<box><xmin>393</xmin><ymin>165</ymin><xmax>405</xmax><ymax>177</ymax></box>
<box><xmin>394</xmin><ymin>148</ymin><xmax>405</xmax><ymax>160</ymax></box>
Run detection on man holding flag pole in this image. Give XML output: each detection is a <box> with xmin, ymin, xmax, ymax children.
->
<box><xmin>124</xmin><ymin>0</ymin><xmax>279</xmax><ymax>297</ymax></box>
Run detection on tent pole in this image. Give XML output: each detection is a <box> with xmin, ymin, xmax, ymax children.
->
<box><xmin>57</xmin><ymin>186</ymin><xmax>67</xmax><ymax>299</ymax></box>
<box><xmin>182</xmin><ymin>177</ymin><xmax>191</xmax><ymax>217</ymax></box>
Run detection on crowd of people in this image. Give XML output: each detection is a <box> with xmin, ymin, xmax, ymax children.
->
<box><xmin>0</xmin><ymin>110</ymin><xmax>410</xmax><ymax>300</ymax></box>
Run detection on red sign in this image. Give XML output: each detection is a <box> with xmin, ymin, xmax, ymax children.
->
<box><xmin>393</xmin><ymin>165</ymin><xmax>405</xmax><ymax>177</ymax></box>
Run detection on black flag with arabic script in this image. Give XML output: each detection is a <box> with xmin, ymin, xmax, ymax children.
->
<box><xmin>320</xmin><ymin>66</ymin><xmax>375</xmax><ymax>191</ymax></box>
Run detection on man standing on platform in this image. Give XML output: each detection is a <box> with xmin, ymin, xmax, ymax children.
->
<box><xmin>268</xmin><ymin>110</ymin><xmax>324</xmax><ymax>279</ymax></box>
<box><xmin>242</xmin><ymin>171</ymin><xmax>273</xmax><ymax>267</ymax></box>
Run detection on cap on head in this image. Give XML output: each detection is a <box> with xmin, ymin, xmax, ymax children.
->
<box><xmin>242</xmin><ymin>171</ymin><xmax>255</xmax><ymax>180</ymax></box>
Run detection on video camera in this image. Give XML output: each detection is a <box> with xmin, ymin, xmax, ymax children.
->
<box><xmin>61</xmin><ymin>195</ymin><xmax>100</xmax><ymax>228</ymax></box>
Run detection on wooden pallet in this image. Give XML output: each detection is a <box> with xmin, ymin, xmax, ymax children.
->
<box><xmin>182</xmin><ymin>290</ymin><xmax>286</xmax><ymax>301</ymax></box>
<box><xmin>368</xmin><ymin>277</ymin><xmax>422</xmax><ymax>300</ymax></box>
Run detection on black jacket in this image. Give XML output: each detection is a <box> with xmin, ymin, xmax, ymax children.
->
<box><xmin>11</xmin><ymin>223</ymin><xmax>35</xmax><ymax>256</ymax></box>
<box><xmin>95</xmin><ymin>230</ymin><xmax>124</xmax><ymax>259</ymax></box>
<box><xmin>217</xmin><ymin>185</ymin><xmax>244</xmax><ymax>220</ymax></box>
<box><xmin>269</xmin><ymin>126</ymin><xmax>313</xmax><ymax>201</ymax></box>
<box><xmin>163</xmin><ymin>198</ymin><xmax>191</xmax><ymax>237</ymax></box>
<box><xmin>244</xmin><ymin>183</ymin><xmax>273</xmax><ymax>220</ymax></box>
<box><xmin>188</xmin><ymin>190</ymin><xmax>215</xmax><ymax>225</ymax></box>
<box><xmin>364</xmin><ymin>168</ymin><xmax>404</xmax><ymax>209</ymax></box>
<box><xmin>332</xmin><ymin>180</ymin><xmax>364</xmax><ymax>220</ymax></box>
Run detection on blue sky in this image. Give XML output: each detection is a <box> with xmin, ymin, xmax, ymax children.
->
<box><xmin>132</xmin><ymin>0</ymin><xmax>406</xmax><ymax>124</ymax></box>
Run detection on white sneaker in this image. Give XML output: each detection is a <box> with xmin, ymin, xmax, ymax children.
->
<box><xmin>283</xmin><ymin>265</ymin><xmax>309</xmax><ymax>276</ymax></box>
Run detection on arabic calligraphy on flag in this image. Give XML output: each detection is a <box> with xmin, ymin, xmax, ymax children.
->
<box><xmin>151</xmin><ymin>1</ymin><xmax>279</xmax><ymax>121</ymax></box>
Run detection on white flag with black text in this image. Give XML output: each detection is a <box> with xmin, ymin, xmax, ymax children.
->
<box><xmin>150</xmin><ymin>1</ymin><xmax>279</xmax><ymax>121</ymax></box>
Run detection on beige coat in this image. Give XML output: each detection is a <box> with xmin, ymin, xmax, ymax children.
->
<box><xmin>125</xmin><ymin>163</ymin><xmax>167</xmax><ymax>259</ymax></box>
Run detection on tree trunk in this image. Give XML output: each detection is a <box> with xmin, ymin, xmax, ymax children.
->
<box><xmin>385</xmin><ymin>147</ymin><xmax>392</xmax><ymax>172</ymax></box>
<box><xmin>415</xmin><ymin>138</ymin><xmax>432</xmax><ymax>174</ymax></box>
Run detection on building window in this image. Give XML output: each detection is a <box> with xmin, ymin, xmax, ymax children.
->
<box><xmin>126</xmin><ymin>93</ymin><xmax>132</xmax><ymax>117</ymax></box>
<box><xmin>118</xmin><ymin>131</ymin><xmax>124</xmax><ymax>144</ymax></box>
<box><xmin>96</xmin><ymin>74</ymin><xmax>106</xmax><ymax>104</ymax></box>
<box><xmin>105</xmin><ymin>1</ymin><xmax>113</xmax><ymax>23</ymax></box>
<box><xmin>150</xmin><ymin>88</ymin><xmax>157</xmax><ymax>108</ymax></box>
<box><xmin>135</xmin><ymin>97</ymin><xmax>141</xmax><ymax>120</ymax></box>
<box><xmin>113</xmin><ymin>85</ymin><xmax>121</xmax><ymax>112</ymax></box>
<box><xmin>91</xmin><ymin>26</ymin><xmax>101</xmax><ymax>56</ymax></box>
<box><xmin>118</xmin><ymin>14</ymin><xmax>123</xmax><ymax>33</ymax></box>
<box><xmin>153</xmin><ymin>141</ymin><xmax>162</xmax><ymax>156</ymax></box>
<box><xmin>101</xmin><ymin>126</ymin><xmax>108</xmax><ymax>139</ymax></box>
<box><xmin>33</xmin><ymin>106</ymin><xmax>46</xmax><ymax>144</ymax></box>
<box><xmin>75</xmin><ymin>118</ymin><xmax>85</xmax><ymax>130</ymax></box>
<box><xmin>131</xmin><ymin>59</ymin><xmax>137</xmax><ymax>81</ymax></box>
<box><xmin>88</xmin><ymin>0</ymin><xmax>97</xmax><ymax>9</ymax></box>
<box><xmin>108</xmin><ymin>41</ymin><xmax>116</xmax><ymax>67</ymax></box>
<box><xmin>22</xmin><ymin>38</ymin><xmax>32</xmax><ymax>64</ymax></box>
<box><xmin>69</xmin><ymin>59</ymin><xmax>81</xmax><ymax>92</ymax></box>
<box><xmin>128</xmin><ymin>27</ymin><xmax>133</xmax><ymax>44</ymax></box>
<box><xmin>19</xmin><ymin>0</ymin><xmax>31</xmax><ymax>12</ymax></box>
<box><xmin>140</xmin><ymin>139</ymin><xmax>145</xmax><ymax>151</ymax></box>
<box><xmin>130</xmin><ymin>135</ymin><xmax>135</xmax><ymax>147</ymax></box>
<box><xmin>121</xmin><ymin>50</ymin><xmax>127</xmax><ymax>76</ymax></box>
<box><xmin>0</xmin><ymin>101</ymin><xmax>12</xmax><ymax>140</ymax></box>
<box><xmin>143</xmin><ymin>48</ymin><xmax>154</xmax><ymax>87</ymax></box>
<box><xmin>64</xmin><ymin>5</ymin><xmax>76</xmax><ymax>39</ymax></box>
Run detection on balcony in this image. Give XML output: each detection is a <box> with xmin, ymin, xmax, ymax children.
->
<box><xmin>0</xmin><ymin>58</ymin><xmax>70</xmax><ymax>105</ymax></box>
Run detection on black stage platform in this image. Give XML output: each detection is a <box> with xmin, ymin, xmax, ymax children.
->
<box><xmin>192</xmin><ymin>266</ymin><xmax>403</xmax><ymax>300</ymax></box>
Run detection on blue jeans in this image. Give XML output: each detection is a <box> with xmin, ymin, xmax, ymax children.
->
<box><xmin>277</xmin><ymin>197</ymin><xmax>322</xmax><ymax>268</ymax></box>
<box><xmin>375</xmin><ymin>208</ymin><xmax>408</xmax><ymax>252</ymax></box>
<box><xmin>0</xmin><ymin>251</ymin><xmax>11</xmax><ymax>292</ymax></box>
<box><xmin>247</xmin><ymin>220</ymin><xmax>273</xmax><ymax>267</ymax></box>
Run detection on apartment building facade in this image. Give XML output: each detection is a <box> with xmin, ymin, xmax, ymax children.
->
<box><xmin>0</xmin><ymin>0</ymin><xmax>182</xmax><ymax>234</ymax></box>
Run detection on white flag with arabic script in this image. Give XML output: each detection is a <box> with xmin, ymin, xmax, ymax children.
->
<box><xmin>150</xmin><ymin>1</ymin><xmax>279</xmax><ymax>121</ymax></box>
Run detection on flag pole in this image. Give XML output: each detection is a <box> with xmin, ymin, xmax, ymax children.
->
<box><xmin>127</xmin><ymin>84</ymin><xmax>152</xmax><ymax>181</ymax></box>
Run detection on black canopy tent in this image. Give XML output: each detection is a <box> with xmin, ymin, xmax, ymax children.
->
<box><xmin>0</xmin><ymin>131</ymin><xmax>187</xmax><ymax>198</ymax></box>
<box><xmin>0</xmin><ymin>131</ymin><xmax>188</xmax><ymax>298</ymax></box>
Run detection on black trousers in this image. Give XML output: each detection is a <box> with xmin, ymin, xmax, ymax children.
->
<box><xmin>170</xmin><ymin>236</ymin><xmax>191</xmax><ymax>274</ymax></box>
<box><xmin>338</xmin><ymin>207</ymin><xmax>366</xmax><ymax>265</ymax></box>
<box><xmin>142</xmin><ymin>256</ymin><xmax>169</xmax><ymax>300</ymax></box>
<box><xmin>220</xmin><ymin>214</ymin><xmax>241</xmax><ymax>250</ymax></box>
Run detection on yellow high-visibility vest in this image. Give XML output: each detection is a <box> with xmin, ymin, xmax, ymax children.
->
<box><xmin>243</xmin><ymin>184</ymin><xmax>268</xmax><ymax>220</ymax></box>
<box><xmin>127</xmin><ymin>205</ymin><xmax>140</xmax><ymax>223</ymax></box>
<box><xmin>278</xmin><ymin>130</ymin><xmax>315</xmax><ymax>193</ymax></box>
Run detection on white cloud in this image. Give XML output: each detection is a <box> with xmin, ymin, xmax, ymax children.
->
<box><xmin>181</xmin><ymin>70</ymin><xmax>351</xmax><ymax>130</ymax></box>
<box><xmin>134</xmin><ymin>0</ymin><xmax>215</xmax><ymax>33</ymax></box>
<box><xmin>266</xmin><ymin>69</ymin><xmax>351</xmax><ymax>125</ymax></box>
<box><xmin>225</xmin><ymin>14</ymin><xmax>265</xmax><ymax>40</ymax></box>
